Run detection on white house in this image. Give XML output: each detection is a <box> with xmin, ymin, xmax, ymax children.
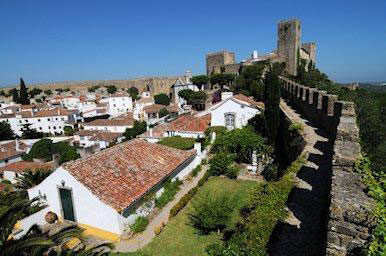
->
<box><xmin>0</xmin><ymin>107</ymin><xmax>78</xmax><ymax>136</ymax></box>
<box><xmin>204</xmin><ymin>92</ymin><xmax>264</xmax><ymax>130</ymax></box>
<box><xmin>143</xmin><ymin>104</ymin><xmax>180</xmax><ymax>125</ymax></box>
<box><xmin>0</xmin><ymin>140</ymin><xmax>29</xmax><ymax>167</ymax></box>
<box><xmin>133</xmin><ymin>92</ymin><xmax>154</xmax><ymax>120</ymax></box>
<box><xmin>83</xmin><ymin>115</ymin><xmax>134</xmax><ymax>133</ymax></box>
<box><xmin>27</xmin><ymin>139</ymin><xmax>200</xmax><ymax>240</ymax></box>
<box><xmin>171</xmin><ymin>71</ymin><xmax>199</xmax><ymax>108</ymax></box>
<box><xmin>73</xmin><ymin>130</ymin><xmax>124</xmax><ymax>150</ymax></box>
<box><xmin>100</xmin><ymin>93</ymin><xmax>133</xmax><ymax>117</ymax></box>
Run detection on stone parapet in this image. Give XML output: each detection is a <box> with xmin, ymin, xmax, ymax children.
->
<box><xmin>279</xmin><ymin>77</ymin><xmax>375</xmax><ymax>255</ymax></box>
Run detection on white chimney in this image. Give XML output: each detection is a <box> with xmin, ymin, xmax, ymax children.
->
<box><xmin>221</xmin><ymin>92</ymin><xmax>233</xmax><ymax>101</ymax></box>
<box><xmin>149</xmin><ymin>127</ymin><xmax>153</xmax><ymax>137</ymax></box>
<box><xmin>194</xmin><ymin>142</ymin><xmax>201</xmax><ymax>155</ymax></box>
<box><xmin>15</xmin><ymin>139</ymin><xmax>20</xmax><ymax>152</ymax></box>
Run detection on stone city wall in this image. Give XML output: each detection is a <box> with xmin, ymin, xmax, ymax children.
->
<box><xmin>2</xmin><ymin>76</ymin><xmax>182</xmax><ymax>96</ymax></box>
<box><xmin>280</xmin><ymin>77</ymin><xmax>375</xmax><ymax>255</ymax></box>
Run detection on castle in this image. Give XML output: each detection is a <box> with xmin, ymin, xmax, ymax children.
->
<box><xmin>206</xmin><ymin>19</ymin><xmax>316</xmax><ymax>76</ymax></box>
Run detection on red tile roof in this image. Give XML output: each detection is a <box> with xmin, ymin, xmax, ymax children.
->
<box><xmin>233</xmin><ymin>94</ymin><xmax>265</xmax><ymax>109</ymax></box>
<box><xmin>84</xmin><ymin>115</ymin><xmax>134</xmax><ymax>127</ymax></box>
<box><xmin>62</xmin><ymin>139</ymin><xmax>196</xmax><ymax>212</ymax></box>
<box><xmin>0</xmin><ymin>141</ymin><xmax>29</xmax><ymax>161</ymax></box>
<box><xmin>89</xmin><ymin>132</ymin><xmax>122</xmax><ymax>142</ymax></box>
<box><xmin>0</xmin><ymin>161</ymin><xmax>53</xmax><ymax>174</ymax></box>
<box><xmin>34</xmin><ymin>107</ymin><xmax>71</xmax><ymax>117</ymax></box>
<box><xmin>143</xmin><ymin>104</ymin><xmax>165</xmax><ymax>113</ymax></box>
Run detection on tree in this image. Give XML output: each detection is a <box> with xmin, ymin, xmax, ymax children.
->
<box><xmin>264</xmin><ymin>63</ymin><xmax>284</xmax><ymax>143</ymax></box>
<box><xmin>15</xmin><ymin>169</ymin><xmax>53</xmax><ymax>190</ymax></box>
<box><xmin>19</xmin><ymin>78</ymin><xmax>30</xmax><ymax>105</ymax></box>
<box><xmin>55</xmin><ymin>88</ymin><xmax>64</xmax><ymax>93</ymax></box>
<box><xmin>88</xmin><ymin>85</ymin><xmax>100</xmax><ymax>93</ymax></box>
<box><xmin>63</xmin><ymin>88</ymin><xmax>70</xmax><ymax>92</ymax></box>
<box><xmin>154</xmin><ymin>93</ymin><xmax>170</xmax><ymax>105</ymax></box>
<box><xmin>0</xmin><ymin>121</ymin><xmax>14</xmax><ymax>141</ymax></box>
<box><xmin>123</xmin><ymin>121</ymin><xmax>147</xmax><ymax>140</ymax></box>
<box><xmin>0</xmin><ymin>90</ymin><xmax>5</xmax><ymax>96</ymax></box>
<box><xmin>128</xmin><ymin>87</ymin><xmax>139</xmax><ymax>99</ymax></box>
<box><xmin>28</xmin><ymin>88</ymin><xmax>42</xmax><ymax>98</ymax></box>
<box><xmin>11</xmin><ymin>88</ymin><xmax>19</xmax><ymax>103</ymax></box>
<box><xmin>192</xmin><ymin>75</ymin><xmax>209</xmax><ymax>91</ymax></box>
<box><xmin>105</xmin><ymin>85</ymin><xmax>117</xmax><ymax>94</ymax></box>
<box><xmin>44</xmin><ymin>89</ymin><xmax>52</xmax><ymax>95</ymax></box>
<box><xmin>208</xmin><ymin>152</ymin><xmax>234</xmax><ymax>177</ymax></box>
<box><xmin>159</xmin><ymin>107</ymin><xmax>169</xmax><ymax>118</ymax></box>
<box><xmin>210</xmin><ymin>74</ymin><xmax>228</xmax><ymax>90</ymax></box>
<box><xmin>178</xmin><ymin>89</ymin><xmax>207</xmax><ymax>110</ymax></box>
<box><xmin>21</xmin><ymin>124</ymin><xmax>43</xmax><ymax>139</ymax></box>
<box><xmin>63</xmin><ymin>126</ymin><xmax>75</xmax><ymax>136</ymax></box>
<box><xmin>189</xmin><ymin>191</ymin><xmax>236</xmax><ymax>235</ymax></box>
<box><xmin>51</xmin><ymin>142</ymin><xmax>80</xmax><ymax>164</ymax></box>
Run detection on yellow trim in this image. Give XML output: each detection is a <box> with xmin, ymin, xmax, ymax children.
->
<box><xmin>78</xmin><ymin>223</ymin><xmax>120</xmax><ymax>242</ymax></box>
<box><xmin>14</xmin><ymin>221</ymin><xmax>21</xmax><ymax>229</ymax></box>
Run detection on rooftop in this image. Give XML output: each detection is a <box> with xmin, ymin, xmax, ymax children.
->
<box><xmin>62</xmin><ymin>139</ymin><xmax>196</xmax><ymax>212</ymax></box>
<box><xmin>0</xmin><ymin>161</ymin><xmax>53</xmax><ymax>174</ymax></box>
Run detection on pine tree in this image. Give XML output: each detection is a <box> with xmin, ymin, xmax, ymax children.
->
<box><xmin>19</xmin><ymin>78</ymin><xmax>30</xmax><ymax>105</ymax></box>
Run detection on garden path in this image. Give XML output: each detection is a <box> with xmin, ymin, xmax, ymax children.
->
<box><xmin>114</xmin><ymin>165</ymin><xmax>208</xmax><ymax>253</ymax></box>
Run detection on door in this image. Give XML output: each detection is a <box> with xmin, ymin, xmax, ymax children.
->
<box><xmin>59</xmin><ymin>188</ymin><xmax>76</xmax><ymax>222</ymax></box>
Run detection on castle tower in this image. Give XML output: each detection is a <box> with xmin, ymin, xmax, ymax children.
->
<box><xmin>277</xmin><ymin>19</ymin><xmax>301</xmax><ymax>76</ymax></box>
<box><xmin>206</xmin><ymin>51</ymin><xmax>236</xmax><ymax>76</ymax></box>
<box><xmin>301</xmin><ymin>42</ymin><xmax>316</xmax><ymax>68</ymax></box>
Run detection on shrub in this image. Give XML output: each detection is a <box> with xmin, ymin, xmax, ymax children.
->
<box><xmin>154</xmin><ymin>225</ymin><xmax>163</xmax><ymax>235</ymax></box>
<box><xmin>131</xmin><ymin>216</ymin><xmax>149</xmax><ymax>233</ymax></box>
<box><xmin>189</xmin><ymin>191</ymin><xmax>236</xmax><ymax>235</ymax></box>
<box><xmin>225</xmin><ymin>166</ymin><xmax>240</xmax><ymax>179</ymax></box>
<box><xmin>159</xmin><ymin>108</ymin><xmax>169</xmax><ymax>118</ymax></box>
<box><xmin>191</xmin><ymin>165</ymin><xmax>202</xmax><ymax>177</ymax></box>
<box><xmin>155</xmin><ymin>178</ymin><xmax>182</xmax><ymax>209</ymax></box>
<box><xmin>211</xmin><ymin>127</ymin><xmax>272</xmax><ymax>164</ymax></box>
<box><xmin>198</xmin><ymin>172</ymin><xmax>210</xmax><ymax>187</ymax></box>
<box><xmin>204</xmin><ymin>126</ymin><xmax>227</xmax><ymax>138</ymax></box>
<box><xmin>289</xmin><ymin>122</ymin><xmax>304</xmax><ymax>133</ymax></box>
<box><xmin>169</xmin><ymin>187</ymin><xmax>199</xmax><ymax>219</ymax></box>
<box><xmin>157</xmin><ymin>136</ymin><xmax>195</xmax><ymax>150</ymax></box>
<box><xmin>63</xmin><ymin>126</ymin><xmax>75</xmax><ymax>136</ymax></box>
<box><xmin>263</xmin><ymin>164</ymin><xmax>279</xmax><ymax>181</ymax></box>
<box><xmin>208</xmin><ymin>152</ymin><xmax>234</xmax><ymax>176</ymax></box>
<box><xmin>154</xmin><ymin>93</ymin><xmax>170</xmax><ymax>105</ymax></box>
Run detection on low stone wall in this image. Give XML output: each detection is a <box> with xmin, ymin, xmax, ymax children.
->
<box><xmin>280</xmin><ymin>77</ymin><xmax>375</xmax><ymax>255</ymax></box>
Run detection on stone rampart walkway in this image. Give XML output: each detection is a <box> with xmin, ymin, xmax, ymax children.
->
<box><xmin>270</xmin><ymin>100</ymin><xmax>333</xmax><ymax>255</ymax></box>
<box><xmin>114</xmin><ymin>165</ymin><xmax>208</xmax><ymax>253</ymax></box>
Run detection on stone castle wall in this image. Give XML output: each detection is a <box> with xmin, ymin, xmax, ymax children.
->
<box><xmin>277</xmin><ymin>19</ymin><xmax>301</xmax><ymax>76</ymax></box>
<box><xmin>2</xmin><ymin>76</ymin><xmax>182</xmax><ymax>96</ymax></box>
<box><xmin>280</xmin><ymin>77</ymin><xmax>375</xmax><ymax>255</ymax></box>
<box><xmin>206</xmin><ymin>51</ymin><xmax>236</xmax><ymax>76</ymax></box>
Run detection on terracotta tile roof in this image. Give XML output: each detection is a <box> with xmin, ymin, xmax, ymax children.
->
<box><xmin>166</xmin><ymin>104</ymin><xmax>179</xmax><ymax>113</ymax></box>
<box><xmin>201</xmin><ymin>113</ymin><xmax>212</xmax><ymax>125</ymax></box>
<box><xmin>136</xmin><ymin>97</ymin><xmax>154</xmax><ymax>105</ymax></box>
<box><xmin>0</xmin><ymin>140</ymin><xmax>29</xmax><ymax>160</ymax></box>
<box><xmin>34</xmin><ymin>107</ymin><xmax>71</xmax><ymax>117</ymax></box>
<box><xmin>233</xmin><ymin>94</ymin><xmax>265</xmax><ymax>109</ymax></box>
<box><xmin>0</xmin><ymin>161</ymin><xmax>53</xmax><ymax>174</ymax></box>
<box><xmin>96</xmin><ymin>102</ymin><xmax>108</xmax><ymax>107</ymax></box>
<box><xmin>2</xmin><ymin>105</ymin><xmax>19</xmax><ymax>110</ymax></box>
<box><xmin>109</xmin><ymin>93</ymin><xmax>130</xmax><ymax>98</ymax></box>
<box><xmin>143</xmin><ymin>104</ymin><xmax>165</xmax><ymax>113</ymax></box>
<box><xmin>140</xmin><ymin>114</ymin><xmax>209</xmax><ymax>138</ymax></box>
<box><xmin>20</xmin><ymin>105</ymin><xmax>36</xmax><ymax>110</ymax></box>
<box><xmin>18</xmin><ymin>111</ymin><xmax>33</xmax><ymax>118</ymax></box>
<box><xmin>89</xmin><ymin>132</ymin><xmax>122</xmax><ymax>142</ymax></box>
<box><xmin>84</xmin><ymin>115</ymin><xmax>134</xmax><ymax>127</ymax></box>
<box><xmin>76</xmin><ymin>130</ymin><xmax>99</xmax><ymax>137</ymax></box>
<box><xmin>62</xmin><ymin>139</ymin><xmax>196</xmax><ymax>212</ymax></box>
<box><xmin>0</xmin><ymin>113</ymin><xmax>15</xmax><ymax>119</ymax></box>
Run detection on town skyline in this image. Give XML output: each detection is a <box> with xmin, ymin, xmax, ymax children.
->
<box><xmin>1</xmin><ymin>0</ymin><xmax>386</xmax><ymax>87</ymax></box>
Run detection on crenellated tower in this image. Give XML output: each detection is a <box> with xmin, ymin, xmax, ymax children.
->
<box><xmin>206</xmin><ymin>51</ymin><xmax>236</xmax><ymax>76</ymax></box>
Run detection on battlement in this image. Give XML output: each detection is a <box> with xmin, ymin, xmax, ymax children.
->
<box><xmin>302</xmin><ymin>42</ymin><xmax>316</xmax><ymax>47</ymax></box>
<box><xmin>206</xmin><ymin>50</ymin><xmax>234</xmax><ymax>58</ymax></box>
<box><xmin>278</xmin><ymin>18</ymin><xmax>300</xmax><ymax>25</ymax></box>
<box><xmin>280</xmin><ymin>77</ymin><xmax>375</xmax><ymax>255</ymax></box>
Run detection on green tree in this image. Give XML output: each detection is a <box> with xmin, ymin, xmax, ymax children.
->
<box><xmin>105</xmin><ymin>85</ymin><xmax>117</xmax><ymax>94</ymax></box>
<box><xmin>21</xmin><ymin>124</ymin><xmax>43</xmax><ymax>139</ymax></box>
<box><xmin>11</xmin><ymin>88</ymin><xmax>19</xmax><ymax>103</ymax></box>
<box><xmin>264</xmin><ymin>63</ymin><xmax>283</xmax><ymax>143</ymax></box>
<box><xmin>19</xmin><ymin>78</ymin><xmax>30</xmax><ymax>105</ymax></box>
<box><xmin>178</xmin><ymin>89</ymin><xmax>207</xmax><ymax>110</ymax></box>
<box><xmin>15</xmin><ymin>169</ymin><xmax>53</xmax><ymax>190</ymax></box>
<box><xmin>189</xmin><ymin>191</ymin><xmax>236</xmax><ymax>235</ymax></box>
<box><xmin>88</xmin><ymin>85</ymin><xmax>100</xmax><ymax>93</ymax></box>
<box><xmin>123</xmin><ymin>121</ymin><xmax>147</xmax><ymax>140</ymax></box>
<box><xmin>28</xmin><ymin>88</ymin><xmax>42</xmax><ymax>97</ymax></box>
<box><xmin>0</xmin><ymin>90</ymin><xmax>5</xmax><ymax>96</ymax></box>
<box><xmin>63</xmin><ymin>88</ymin><xmax>70</xmax><ymax>92</ymax></box>
<box><xmin>192</xmin><ymin>75</ymin><xmax>209</xmax><ymax>91</ymax></box>
<box><xmin>51</xmin><ymin>142</ymin><xmax>80</xmax><ymax>164</ymax></box>
<box><xmin>55</xmin><ymin>88</ymin><xmax>64</xmax><ymax>93</ymax></box>
<box><xmin>159</xmin><ymin>107</ymin><xmax>169</xmax><ymax>117</ymax></box>
<box><xmin>210</xmin><ymin>73</ymin><xmax>228</xmax><ymax>90</ymax></box>
<box><xmin>63</xmin><ymin>126</ymin><xmax>75</xmax><ymax>136</ymax></box>
<box><xmin>128</xmin><ymin>87</ymin><xmax>140</xmax><ymax>99</ymax></box>
<box><xmin>44</xmin><ymin>89</ymin><xmax>52</xmax><ymax>95</ymax></box>
<box><xmin>154</xmin><ymin>93</ymin><xmax>170</xmax><ymax>105</ymax></box>
<box><xmin>208</xmin><ymin>152</ymin><xmax>234</xmax><ymax>177</ymax></box>
<box><xmin>0</xmin><ymin>121</ymin><xmax>14</xmax><ymax>141</ymax></box>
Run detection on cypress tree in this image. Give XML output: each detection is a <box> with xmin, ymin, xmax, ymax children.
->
<box><xmin>19</xmin><ymin>78</ymin><xmax>30</xmax><ymax>105</ymax></box>
<box><xmin>264</xmin><ymin>63</ymin><xmax>282</xmax><ymax>144</ymax></box>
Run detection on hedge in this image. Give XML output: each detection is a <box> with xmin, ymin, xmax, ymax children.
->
<box><xmin>157</xmin><ymin>136</ymin><xmax>195</xmax><ymax>150</ymax></box>
<box><xmin>169</xmin><ymin>172</ymin><xmax>210</xmax><ymax>219</ymax></box>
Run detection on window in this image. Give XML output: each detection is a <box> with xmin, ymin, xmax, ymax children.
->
<box><xmin>38</xmin><ymin>119</ymin><xmax>41</xmax><ymax>122</ymax></box>
<box><xmin>225</xmin><ymin>113</ymin><xmax>236</xmax><ymax>130</ymax></box>
<box><xmin>55</xmin><ymin>117</ymin><xmax>58</xmax><ymax>121</ymax></box>
<box><xmin>48</xmin><ymin>118</ymin><xmax>51</xmax><ymax>121</ymax></box>
<box><xmin>53</xmin><ymin>126</ymin><xmax>56</xmax><ymax>130</ymax></box>
<box><xmin>39</xmin><ymin>127</ymin><xmax>42</xmax><ymax>130</ymax></box>
<box><xmin>19</xmin><ymin>120</ymin><xmax>22</xmax><ymax>124</ymax></box>
<box><xmin>61</xmin><ymin>118</ymin><xmax>64</xmax><ymax>121</ymax></box>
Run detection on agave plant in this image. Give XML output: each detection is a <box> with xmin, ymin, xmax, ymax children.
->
<box><xmin>0</xmin><ymin>196</ymin><xmax>113</xmax><ymax>256</ymax></box>
<box><xmin>14</xmin><ymin>169</ymin><xmax>53</xmax><ymax>190</ymax></box>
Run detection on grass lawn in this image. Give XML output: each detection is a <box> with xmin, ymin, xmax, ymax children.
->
<box><xmin>114</xmin><ymin>177</ymin><xmax>258</xmax><ymax>256</ymax></box>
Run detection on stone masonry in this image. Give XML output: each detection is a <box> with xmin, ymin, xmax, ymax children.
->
<box><xmin>280</xmin><ymin>77</ymin><xmax>375</xmax><ymax>255</ymax></box>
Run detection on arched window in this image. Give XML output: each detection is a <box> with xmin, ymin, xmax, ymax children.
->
<box><xmin>224</xmin><ymin>112</ymin><xmax>236</xmax><ymax>130</ymax></box>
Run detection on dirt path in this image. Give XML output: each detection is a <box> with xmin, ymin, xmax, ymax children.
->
<box><xmin>270</xmin><ymin>101</ymin><xmax>333</xmax><ymax>256</ymax></box>
<box><xmin>114</xmin><ymin>165</ymin><xmax>208</xmax><ymax>253</ymax></box>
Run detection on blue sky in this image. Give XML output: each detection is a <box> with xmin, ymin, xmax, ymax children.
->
<box><xmin>0</xmin><ymin>0</ymin><xmax>385</xmax><ymax>87</ymax></box>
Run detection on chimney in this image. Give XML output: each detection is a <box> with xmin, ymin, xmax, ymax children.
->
<box><xmin>52</xmin><ymin>153</ymin><xmax>60</xmax><ymax>169</ymax></box>
<box><xmin>194</xmin><ymin>142</ymin><xmax>201</xmax><ymax>155</ymax></box>
<box><xmin>149</xmin><ymin>127</ymin><xmax>153</xmax><ymax>137</ymax></box>
<box><xmin>57</xmin><ymin>108</ymin><xmax>60</xmax><ymax>116</ymax></box>
<box><xmin>221</xmin><ymin>92</ymin><xmax>233</xmax><ymax>101</ymax></box>
<box><xmin>15</xmin><ymin>139</ymin><xmax>20</xmax><ymax>152</ymax></box>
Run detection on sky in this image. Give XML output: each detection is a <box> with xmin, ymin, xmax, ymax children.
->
<box><xmin>0</xmin><ymin>0</ymin><xmax>385</xmax><ymax>87</ymax></box>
